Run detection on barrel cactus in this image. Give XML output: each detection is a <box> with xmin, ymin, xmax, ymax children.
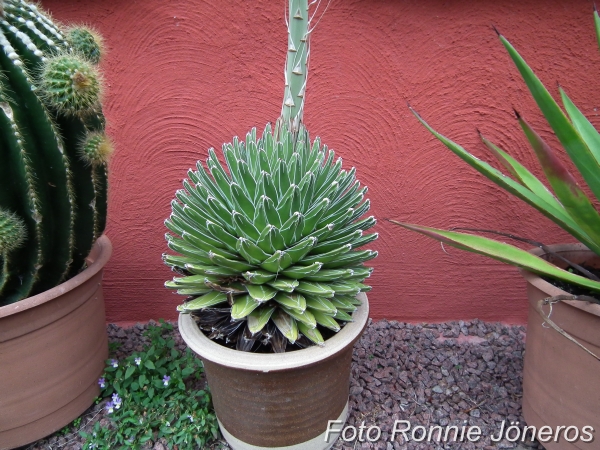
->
<box><xmin>165</xmin><ymin>0</ymin><xmax>377</xmax><ymax>352</ymax></box>
<box><xmin>0</xmin><ymin>0</ymin><xmax>111</xmax><ymax>306</ymax></box>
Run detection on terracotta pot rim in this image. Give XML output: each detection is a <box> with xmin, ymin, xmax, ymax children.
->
<box><xmin>179</xmin><ymin>291</ymin><xmax>369</xmax><ymax>372</ymax></box>
<box><xmin>520</xmin><ymin>242</ymin><xmax>600</xmax><ymax>317</ymax></box>
<box><xmin>0</xmin><ymin>235</ymin><xmax>112</xmax><ymax>319</ymax></box>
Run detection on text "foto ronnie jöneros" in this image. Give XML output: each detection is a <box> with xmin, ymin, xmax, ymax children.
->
<box><xmin>325</xmin><ymin>420</ymin><xmax>595</xmax><ymax>444</ymax></box>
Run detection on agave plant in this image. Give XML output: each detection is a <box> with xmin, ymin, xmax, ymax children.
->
<box><xmin>164</xmin><ymin>0</ymin><xmax>377</xmax><ymax>352</ymax></box>
<box><xmin>391</xmin><ymin>14</ymin><xmax>600</xmax><ymax>299</ymax></box>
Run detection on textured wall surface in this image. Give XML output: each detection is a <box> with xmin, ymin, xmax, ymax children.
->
<box><xmin>42</xmin><ymin>0</ymin><xmax>598</xmax><ymax>324</ymax></box>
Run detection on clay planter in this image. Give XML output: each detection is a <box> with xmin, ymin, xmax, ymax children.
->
<box><xmin>520</xmin><ymin>243</ymin><xmax>600</xmax><ymax>450</ymax></box>
<box><xmin>0</xmin><ymin>235</ymin><xmax>112</xmax><ymax>449</ymax></box>
<box><xmin>179</xmin><ymin>292</ymin><xmax>369</xmax><ymax>450</ymax></box>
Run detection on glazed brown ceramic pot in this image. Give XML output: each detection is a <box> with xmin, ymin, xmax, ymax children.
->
<box><xmin>179</xmin><ymin>292</ymin><xmax>369</xmax><ymax>450</ymax></box>
<box><xmin>520</xmin><ymin>243</ymin><xmax>600</xmax><ymax>450</ymax></box>
<box><xmin>0</xmin><ymin>235</ymin><xmax>112</xmax><ymax>450</ymax></box>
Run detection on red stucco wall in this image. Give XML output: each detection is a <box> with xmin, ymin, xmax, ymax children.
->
<box><xmin>41</xmin><ymin>0</ymin><xmax>597</xmax><ymax>325</ymax></box>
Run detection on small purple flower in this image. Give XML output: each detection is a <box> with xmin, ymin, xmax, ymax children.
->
<box><xmin>112</xmin><ymin>393</ymin><xmax>122</xmax><ymax>409</ymax></box>
<box><xmin>162</xmin><ymin>375</ymin><xmax>170</xmax><ymax>386</ymax></box>
<box><xmin>98</xmin><ymin>377</ymin><xmax>106</xmax><ymax>388</ymax></box>
<box><xmin>134</xmin><ymin>357</ymin><xmax>141</xmax><ymax>366</ymax></box>
<box><xmin>110</xmin><ymin>359</ymin><xmax>118</xmax><ymax>368</ymax></box>
<box><xmin>105</xmin><ymin>401</ymin><xmax>114</xmax><ymax>414</ymax></box>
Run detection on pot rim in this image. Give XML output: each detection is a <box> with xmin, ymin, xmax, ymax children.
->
<box><xmin>0</xmin><ymin>234</ymin><xmax>112</xmax><ymax>319</ymax></box>
<box><xmin>178</xmin><ymin>291</ymin><xmax>369</xmax><ymax>372</ymax></box>
<box><xmin>520</xmin><ymin>242</ymin><xmax>600</xmax><ymax>317</ymax></box>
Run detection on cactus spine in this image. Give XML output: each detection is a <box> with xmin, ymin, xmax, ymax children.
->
<box><xmin>0</xmin><ymin>0</ymin><xmax>111</xmax><ymax>306</ymax></box>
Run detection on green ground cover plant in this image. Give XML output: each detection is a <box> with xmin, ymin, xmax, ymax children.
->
<box><xmin>82</xmin><ymin>322</ymin><xmax>218</xmax><ymax>449</ymax></box>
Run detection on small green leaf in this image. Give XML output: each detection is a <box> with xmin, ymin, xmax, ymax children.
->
<box><xmin>144</xmin><ymin>360</ymin><xmax>156</xmax><ymax>370</ymax></box>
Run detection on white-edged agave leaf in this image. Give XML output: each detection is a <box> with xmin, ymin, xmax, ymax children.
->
<box><xmin>237</xmin><ymin>237</ymin><xmax>271</xmax><ymax>265</ymax></box>
<box><xmin>301</xmin><ymin>244</ymin><xmax>352</xmax><ymax>266</ymax></box>
<box><xmin>166</xmin><ymin>274</ymin><xmax>222</xmax><ymax>288</ymax></box>
<box><xmin>232</xmin><ymin>211</ymin><xmax>261</xmax><ymax>241</ymax></box>
<box><xmin>280</xmin><ymin>211</ymin><xmax>303</xmax><ymax>246</ymax></box>
<box><xmin>248</xmin><ymin>305</ymin><xmax>276</xmax><ymax>334</ymax></box>
<box><xmin>280</xmin><ymin>262</ymin><xmax>323</xmax><ymax>279</ymax></box>
<box><xmin>274</xmin><ymin>292</ymin><xmax>306</xmax><ymax>312</ymax></box>
<box><xmin>337</xmin><ymin>294</ymin><xmax>363</xmax><ymax>306</ymax></box>
<box><xmin>253</xmin><ymin>196</ymin><xmax>270</xmax><ymax>231</ymax></box>
<box><xmin>322</xmin><ymin>250</ymin><xmax>377</xmax><ymax>269</ymax></box>
<box><xmin>205</xmin><ymin>281</ymin><xmax>247</xmax><ymax>294</ymax></box>
<box><xmin>298</xmin><ymin>172</ymin><xmax>316</xmax><ymax>211</ymax></box>
<box><xmin>257</xmin><ymin>225</ymin><xmax>285</xmax><ymax>253</ymax></box>
<box><xmin>303</xmin><ymin>268</ymin><xmax>353</xmax><ymax>282</ymax></box>
<box><xmin>333</xmin><ymin>309</ymin><xmax>354</xmax><ymax>322</ymax></box>
<box><xmin>351</xmin><ymin>233</ymin><xmax>378</xmax><ymax>250</ymax></box>
<box><xmin>305</xmin><ymin>295</ymin><xmax>337</xmax><ymax>313</ymax></box>
<box><xmin>231</xmin><ymin>294</ymin><xmax>261</xmax><ymax>319</ymax></box>
<box><xmin>245</xmin><ymin>283</ymin><xmax>278</xmax><ymax>302</ymax></box>
<box><xmin>305</xmin><ymin>223</ymin><xmax>337</xmax><ymax>244</ymax></box>
<box><xmin>185</xmin><ymin>264</ymin><xmax>240</xmax><ymax>276</ymax></box>
<box><xmin>209</xmin><ymin>251</ymin><xmax>256</xmax><ymax>272</ymax></box>
<box><xmin>177</xmin><ymin>291</ymin><xmax>229</xmax><ymax>312</ymax></box>
<box><xmin>272</xmin><ymin>309</ymin><xmax>298</xmax><ymax>343</ymax></box>
<box><xmin>302</xmin><ymin>198</ymin><xmax>330</xmax><ymax>235</ymax></box>
<box><xmin>267</xmin><ymin>278</ymin><xmax>299</xmax><ymax>292</ymax></box>
<box><xmin>262</xmin><ymin>175</ymin><xmax>280</xmax><ymax>215</ymax></box>
<box><xmin>163</xmin><ymin>253</ymin><xmax>196</xmax><ymax>268</ymax></box>
<box><xmin>311</xmin><ymin>310</ymin><xmax>341</xmax><ymax>332</ymax></box>
<box><xmin>183</xmin><ymin>233</ymin><xmax>240</xmax><ymax>260</ymax></box>
<box><xmin>260</xmin><ymin>250</ymin><xmax>293</xmax><ymax>272</ymax></box>
<box><xmin>298</xmin><ymin>321</ymin><xmax>325</xmax><ymax>346</ymax></box>
<box><xmin>347</xmin><ymin>200</ymin><xmax>371</xmax><ymax>223</ymax></box>
<box><xmin>286</xmin><ymin>236</ymin><xmax>317</xmax><ymax>264</ymax></box>
<box><xmin>345</xmin><ymin>266</ymin><xmax>373</xmax><ymax>280</ymax></box>
<box><xmin>331</xmin><ymin>297</ymin><xmax>357</xmax><ymax>312</ymax></box>
<box><xmin>176</xmin><ymin>286</ymin><xmax>213</xmax><ymax>296</ymax></box>
<box><xmin>205</xmin><ymin>220</ymin><xmax>239</xmax><ymax>252</ymax></box>
<box><xmin>310</xmin><ymin>230</ymin><xmax>361</xmax><ymax>254</ymax></box>
<box><xmin>296</xmin><ymin>281</ymin><xmax>335</xmax><ymax>297</ymax></box>
<box><xmin>166</xmin><ymin>236</ymin><xmax>212</xmax><ymax>265</ymax></box>
<box><xmin>328</xmin><ymin>281</ymin><xmax>363</xmax><ymax>295</ymax></box>
<box><xmin>242</xmin><ymin>269</ymin><xmax>277</xmax><ymax>284</ymax></box>
<box><xmin>326</xmin><ymin>216</ymin><xmax>376</xmax><ymax>241</ymax></box>
<box><xmin>206</xmin><ymin>196</ymin><xmax>235</xmax><ymax>229</ymax></box>
<box><xmin>281</xmin><ymin>305</ymin><xmax>317</xmax><ymax>328</ymax></box>
<box><xmin>238</xmin><ymin>160</ymin><xmax>258</xmax><ymax>201</ymax></box>
<box><xmin>317</xmin><ymin>206</ymin><xmax>355</xmax><ymax>230</ymax></box>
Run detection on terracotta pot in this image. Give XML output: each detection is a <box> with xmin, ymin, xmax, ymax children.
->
<box><xmin>179</xmin><ymin>292</ymin><xmax>369</xmax><ymax>450</ymax></box>
<box><xmin>520</xmin><ymin>243</ymin><xmax>600</xmax><ymax>450</ymax></box>
<box><xmin>0</xmin><ymin>235</ymin><xmax>112</xmax><ymax>450</ymax></box>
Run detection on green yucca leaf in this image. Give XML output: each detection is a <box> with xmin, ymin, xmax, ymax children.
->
<box><xmin>311</xmin><ymin>310</ymin><xmax>340</xmax><ymax>332</ymax></box>
<box><xmin>272</xmin><ymin>309</ymin><xmax>298</xmax><ymax>343</ymax></box>
<box><xmin>247</xmin><ymin>305</ymin><xmax>276</xmax><ymax>335</ymax></box>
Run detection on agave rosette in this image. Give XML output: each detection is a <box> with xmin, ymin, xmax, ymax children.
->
<box><xmin>164</xmin><ymin>122</ymin><xmax>377</xmax><ymax>351</ymax></box>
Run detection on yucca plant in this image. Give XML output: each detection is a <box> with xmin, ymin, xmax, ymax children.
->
<box><xmin>391</xmin><ymin>15</ymin><xmax>600</xmax><ymax>300</ymax></box>
<box><xmin>164</xmin><ymin>0</ymin><xmax>377</xmax><ymax>352</ymax></box>
<box><xmin>0</xmin><ymin>0</ymin><xmax>111</xmax><ymax>306</ymax></box>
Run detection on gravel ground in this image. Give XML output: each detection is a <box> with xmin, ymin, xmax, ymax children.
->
<box><xmin>24</xmin><ymin>319</ymin><xmax>545</xmax><ymax>450</ymax></box>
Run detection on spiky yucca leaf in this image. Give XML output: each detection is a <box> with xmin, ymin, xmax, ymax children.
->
<box><xmin>165</xmin><ymin>123</ymin><xmax>377</xmax><ymax>351</ymax></box>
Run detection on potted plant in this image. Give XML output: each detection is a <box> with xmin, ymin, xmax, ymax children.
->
<box><xmin>0</xmin><ymin>1</ymin><xmax>113</xmax><ymax>448</ymax></box>
<box><xmin>164</xmin><ymin>1</ymin><xmax>377</xmax><ymax>448</ymax></box>
<box><xmin>390</xmin><ymin>13</ymin><xmax>600</xmax><ymax>450</ymax></box>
